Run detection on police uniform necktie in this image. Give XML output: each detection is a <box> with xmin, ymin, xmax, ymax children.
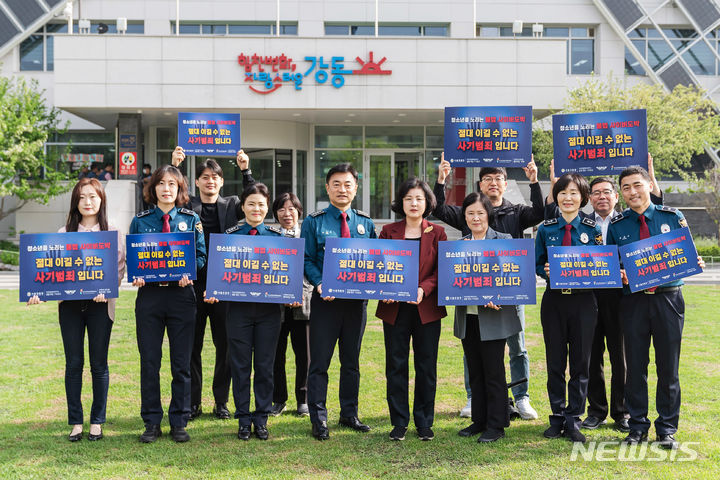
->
<box><xmin>562</xmin><ymin>224</ymin><xmax>572</xmax><ymax>246</ymax></box>
<box><xmin>340</xmin><ymin>212</ymin><xmax>351</xmax><ymax>238</ymax></box>
<box><xmin>249</xmin><ymin>227</ymin><xmax>258</xmax><ymax>236</ymax></box>
<box><xmin>162</xmin><ymin>214</ymin><xmax>171</xmax><ymax>233</ymax></box>
<box><xmin>638</xmin><ymin>214</ymin><xmax>656</xmax><ymax>292</ymax></box>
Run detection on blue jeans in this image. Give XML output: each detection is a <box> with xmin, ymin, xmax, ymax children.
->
<box><xmin>59</xmin><ymin>300</ymin><xmax>113</xmax><ymax>425</ymax></box>
<box><xmin>463</xmin><ymin>306</ymin><xmax>530</xmax><ymax>401</ymax></box>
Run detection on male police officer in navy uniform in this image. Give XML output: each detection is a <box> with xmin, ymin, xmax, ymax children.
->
<box><xmin>302</xmin><ymin>163</ymin><xmax>377</xmax><ymax>440</ymax></box>
<box><xmin>607</xmin><ymin>166</ymin><xmax>705</xmax><ymax>449</ymax></box>
<box><xmin>172</xmin><ymin>147</ymin><xmax>255</xmax><ymax>420</ymax></box>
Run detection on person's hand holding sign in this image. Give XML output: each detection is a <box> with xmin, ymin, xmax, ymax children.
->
<box><xmin>132</xmin><ymin>277</ymin><xmax>145</xmax><ymax>288</ymax></box>
<box><xmin>204</xmin><ymin>290</ymin><xmax>219</xmax><ymax>304</ymax></box>
<box><xmin>546</xmin><ymin>159</ymin><xmax>558</xmax><ymax>204</ymax></box>
<box><xmin>317</xmin><ymin>283</ymin><xmax>335</xmax><ymax>301</ymax></box>
<box><xmin>407</xmin><ymin>287</ymin><xmax>424</xmax><ymax>305</ymax></box>
<box><xmin>178</xmin><ymin>274</ymin><xmax>193</xmax><ymax>288</ymax></box>
<box><xmin>93</xmin><ymin>293</ymin><xmax>108</xmax><ymax>303</ymax></box>
<box><xmin>171</xmin><ymin>146</ymin><xmax>185</xmax><ymax>167</ymax></box>
<box><xmin>647</xmin><ymin>153</ymin><xmax>662</xmax><ymax>198</ymax></box>
<box><xmin>437</xmin><ymin>152</ymin><xmax>451</xmax><ymax>185</ymax></box>
<box><xmin>237</xmin><ymin>149</ymin><xmax>250</xmax><ymax>170</ymax></box>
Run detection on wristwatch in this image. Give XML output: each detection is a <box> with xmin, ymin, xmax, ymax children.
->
<box><xmin>241</xmin><ymin>168</ymin><xmax>252</xmax><ymax>175</ymax></box>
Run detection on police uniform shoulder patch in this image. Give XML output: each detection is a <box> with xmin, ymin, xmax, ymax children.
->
<box><xmin>657</xmin><ymin>205</ymin><xmax>677</xmax><ymax>213</ymax></box>
<box><xmin>581</xmin><ymin>217</ymin><xmax>597</xmax><ymax>227</ymax></box>
<box><xmin>610</xmin><ymin>212</ymin><xmax>626</xmax><ymax>224</ymax></box>
<box><xmin>309</xmin><ymin>210</ymin><xmax>326</xmax><ymax>218</ymax></box>
<box><xmin>225</xmin><ymin>223</ymin><xmax>243</xmax><ymax>234</ymax></box>
<box><xmin>266</xmin><ymin>226</ymin><xmax>282</xmax><ymax>235</ymax></box>
<box><xmin>355</xmin><ymin>209</ymin><xmax>371</xmax><ymax>218</ymax></box>
<box><xmin>543</xmin><ymin>218</ymin><xmax>558</xmax><ymax>226</ymax></box>
<box><xmin>679</xmin><ymin>217</ymin><xmax>688</xmax><ymax>228</ymax></box>
<box><xmin>136</xmin><ymin>210</ymin><xmax>151</xmax><ymax>218</ymax></box>
<box><xmin>178</xmin><ymin>207</ymin><xmax>195</xmax><ymax>216</ymax></box>
<box><xmin>195</xmin><ymin>222</ymin><xmax>203</xmax><ymax>233</ymax></box>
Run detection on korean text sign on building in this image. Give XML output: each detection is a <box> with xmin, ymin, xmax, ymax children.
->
<box><xmin>438</xmin><ymin>239</ymin><xmax>536</xmax><ymax>305</ymax></box>
<box><xmin>444</xmin><ymin>106</ymin><xmax>532</xmax><ymax>168</ymax></box>
<box><xmin>19</xmin><ymin>231</ymin><xmax>118</xmax><ymax>302</ymax></box>
<box><xmin>321</xmin><ymin>238</ymin><xmax>419</xmax><ymax>301</ymax></box>
<box><xmin>126</xmin><ymin>232</ymin><xmax>196</xmax><ymax>281</ymax></box>
<box><xmin>205</xmin><ymin>234</ymin><xmax>305</xmax><ymax>304</ymax></box>
<box><xmin>552</xmin><ymin>109</ymin><xmax>648</xmax><ymax>176</ymax></box>
<box><xmin>177</xmin><ymin>112</ymin><xmax>241</xmax><ymax>156</ymax></box>
<box><xmin>619</xmin><ymin>227</ymin><xmax>701</xmax><ymax>293</ymax></box>
<box><xmin>547</xmin><ymin>245</ymin><xmax>622</xmax><ymax>289</ymax></box>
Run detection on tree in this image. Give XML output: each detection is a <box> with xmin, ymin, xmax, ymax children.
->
<box><xmin>532</xmin><ymin>76</ymin><xmax>720</xmax><ymax>178</ymax></box>
<box><xmin>0</xmin><ymin>74</ymin><xmax>70</xmax><ymax>223</ymax></box>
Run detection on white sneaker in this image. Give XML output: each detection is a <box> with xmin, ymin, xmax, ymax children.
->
<box><xmin>516</xmin><ymin>397</ymin><xmax>538</xmax><ymax>420</ymax></box>
<box><xmin>459</xmin><ymin>398</ymin><xmax>472</xmax><ymax>418</ymax></box>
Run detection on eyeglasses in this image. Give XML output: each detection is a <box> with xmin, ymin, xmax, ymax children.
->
<box><xmin>590</xmin><ymin>189</ymin><xmax>614</xmax><ymax>198</ymax></box>
<box><xmin>480</xmin><ymin>176</ymin><xmax>505</xmax><ymax>184</ymax></box>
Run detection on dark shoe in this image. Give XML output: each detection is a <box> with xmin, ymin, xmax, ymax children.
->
<box><xmin>458</xmin><ymin>423</ymin><xmax>484</xmax><ymax>437</ymax></box>
<box><xmin>237</xmin><ymin>425</ymin><xmax>251</xmax><ymax>441</ymax></box>
<box><xmin>254</xmin><ymin>425</ymin><xmax>269</xmax><ymax>440</ymax></box>
<box><xmin>543</xmin><ymin>424</ymin><xmax>564</xmax><ymax>439</ymax></box>
<box><xmin>417</xmin><ymin>427</ymin><xmax>434</xmax><ymax>441</ymax></box>
<box><xmin>339</xmin><ymin>416</ymin><xmax>371</xmax><ymax>432</ymax></box>
<box><xmin>189</xmin><ymin>404</ymin><xmax>202</xmax><ymax>420</ymax></box>
<box><xmin>624</xmin><ymin>430</ymin><xmax>648</xmax><ymax>444</ymax></box>
<box><xmin>581</xmin><ymin>415</ymin><xmax>606</xmax><ymax>430</ymax></box>
<box><xmin>170</xmin><ymin>426</ymin><xmax>190</xmax><ymax>443</ymax></box>
<box><xmin>656</xmin><ymin>434</ymin><xmax>678</xmax><ymax>450</ymax></box>
<box><xmin>478</xmin><ymin>428</ymin><xmax>505</xmax><ymax>443</ymax></box>
<box><xmin>140</xmin><ymin>424</ymin><xmax>161</xmax><ymax>443</ymax></box>
<box><xmin>213</xmin><ymin>403</ymin><xmax>231</xmax><ymax>420</ymax></box>
<box><xmin>389</xmin><ymin>426</ymin><xmax>407</xmax><ymax>441</ymax></box>
<box><xmin>270</xmin><ymin>402</ymin><xmax>286</xmax><ymax>417</ymax></box>
<box><xmin>87</xmin><ymin>426</ymin><xmax>103</xmax><ymax>441</ymax></box>
<box><xmin>297</xmin><ymin>404</ymin><xmax>310</xmax><ymax>416</ymax></box>
<box><xmin>614</xmin><ymin>418</ymin><xmax>631</xmax><ymax>433</ymax></box>
<box><xmin>564</xmin><ymin>429</ymin><xmax>587</xmax><ymax>443</ymax></box>
<box><xmin>68</xmin><ymin>430</ymin><xmax>83</xmax><ymax>442</ymax></box>
<box><xmin>312</xmin><ymin>421</ymin><xmax>329</xmax><ymax>441</ymax></box>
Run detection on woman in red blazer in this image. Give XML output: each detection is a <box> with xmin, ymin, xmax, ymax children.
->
<box><xmin>376</xmin><ymin>177</ymin><xmax>447</xmax><ymax>442</ymax></box>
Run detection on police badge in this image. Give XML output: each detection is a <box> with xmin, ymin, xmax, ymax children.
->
<box><xmin>580</xmin><ymin>232</ymin><xmax>589</xmax><ymax>244</ymax></box>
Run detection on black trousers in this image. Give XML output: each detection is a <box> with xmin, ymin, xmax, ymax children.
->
<box><xmin>461</xmin><ymin>314</ymin><xmax>508</xmax><ymax>431</ymax></box>
<box><xmin>135</xmin><ymin>285</ymin><xmax>196</xmax><ymax>427</ymax></box>
<box><xmin>272</xmin><ymin>307</ymin><xmax>310</xmax><ymax>406</ymax></box>
<box><xmin>226</xmin><ymin>302</ymin><xmax>283</xmax><ymax>427</ymax></box>
<box><xmin>540</xmin><ymin>290</ymin><xmax>597</xmax><ymax>432</ymax></box>
<box><xmin>58</xmin><ymin>300</ymin><xmax>113</xmax><ymax>425</ymax></box>
<box><xmin>190</xmin><ymin>285</ymin><xmax>231</xmax><ymax>407</ymax></box>
<box><xmin>307</xmin><ymin>292</ymin><xmax>367</xmax><ymax>424</ymax></box>
<box><xmin>383</xmin><ymin>304</ymin><xmax>441</xmax><ymax>429</ymax></box>
<box><xmin>620</xmin><ymin>290</ymin><xmax>684</xmax><ymax>435</ymax></box>
<box><xmin>586</xmin><ymin>289</ymin><xmax>628</xmax><ymax>422</ymax></box>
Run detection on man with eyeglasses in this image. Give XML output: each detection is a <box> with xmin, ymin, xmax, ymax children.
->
<box><xmin>434</xmin><ymin>154</ymin><xmax>545</xmax><ymax>422</ymax></box>
<box><xmin>544</xmin><ymin>155</ymin><xmax>663</xmax><ymax>434</ymax></box>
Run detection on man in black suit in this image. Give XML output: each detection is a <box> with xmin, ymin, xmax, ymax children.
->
<box><xmin>172</xmin><ymin>146</ymin><xmax>255</xmax><ymax>420</ymax></box>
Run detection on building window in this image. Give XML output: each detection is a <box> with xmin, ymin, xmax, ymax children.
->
<box><xmin>324</xmin><ymin>23</ymin><xmax>449</xmax><ymax>37</ymax></box>
<box><xmin>46</xmin><ymin>131</ymin><xmax>116</xmax><ymax>177</ymax></box>
<box><xmin>626</xmin><ymin>27</ymin><xmax>718</xmax><ymax>76</ymax></box>
<box><xmin>477</xmin><ymin>24</ymin><xmax>595</xmax><ymax>75</ymax></box>
<box><xmin>20</xmin><ymin>22</ymin><xmax>144</xmax><ymax>72</ymax></box>
<box><xmin>172</xmin><ymin>22</ymin><xmax>298</xmax><ymax>36</ymax></box>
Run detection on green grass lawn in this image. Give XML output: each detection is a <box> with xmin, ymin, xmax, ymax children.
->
<box><xmin>1</xmin><ymin>286</ymin><xmax>719</xmax><ymax>479</ymax></box>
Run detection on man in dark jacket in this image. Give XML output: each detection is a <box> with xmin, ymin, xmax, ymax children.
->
<box><xmin>172</xmin><ymin>146</ymin><xmax>255</xmax><ymax>421</ymax></box>
<box><xmin>433</xmin><ymin>153</ymin><xmax>544</xmax><ymax>421</ymax></box>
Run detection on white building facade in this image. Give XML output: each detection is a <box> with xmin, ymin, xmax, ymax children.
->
<box><xmin>1</xmin><ymin>0</ymin><xmax>720</xmax><ymax>233</ymax></box>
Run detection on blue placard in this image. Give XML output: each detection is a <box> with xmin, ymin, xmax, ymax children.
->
<box><xmin>126</xmin><ymin>233</ymin><xmax>196</xmax><ymax>281</ymax></box>
<box><xmin>177</xmin><ymin>112</ymin><xmax>241</xmax><ymax>156</ymax></box>
<box><xmin>321</xmin><ymin>238</ymin><xmax>420</xmax><ymax>301</ymax></box>
<box><xmin>547</xmin><ymin>245</ymin><xmax>622</xmax><ymax>289</ymax></box>
<box><xmin>19</xmin><ymin>231</ymin><xmax>118</xmax><ymax>302</ymax></box>
<box><xmin>205</xmin><ymin>234</ymin><xmax>305</xmax><ymax>303</ymax></box>
<box><xmin>552</xmin><ymin>109</ymin><xmax>648</xmax><ymax>176</ymax></box>
<box><xmin>444</xmin><ymin>106</ymin><xmax>532</xmax><ymax>168</ymax></box>
<box><xmin>618</xmin><ymin>227</ymin><xmax>700</xmax><ymax>293</ymax></box>
<box><xmin>438</xmin><ymin>238</ymin><xmax>536</xmax><ymax>305</ymax></box>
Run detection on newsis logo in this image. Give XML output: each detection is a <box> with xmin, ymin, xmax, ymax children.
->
<box><xmin>570</xmin><ymin>441</ymin><xmax>699</xmax><ymax>462</ymax></box>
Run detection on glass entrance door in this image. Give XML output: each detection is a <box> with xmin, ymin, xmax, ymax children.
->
<box><xmin>365</xmin><ymin>151</ymin><xmax>423</xmax><ymax>220</ymax></box>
